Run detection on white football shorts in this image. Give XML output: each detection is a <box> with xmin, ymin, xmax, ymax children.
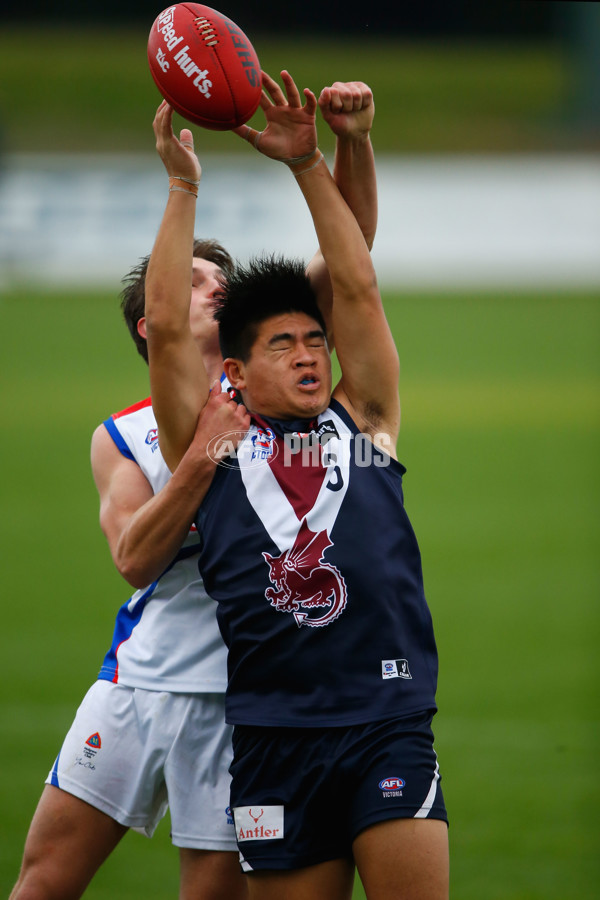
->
<box><xmin>46</xmin><ymin>679</ymin><xmax>236</xmax><ymax>849</ymax></box>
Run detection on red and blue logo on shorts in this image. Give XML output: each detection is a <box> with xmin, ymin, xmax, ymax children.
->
<box><xmin>379</xmin><ymin>776</ymin><xmax>405</xmax><ymax>791</ymax></box>
<box><xmin>86</xmin><ymin>732</ymin><xmax>102</xmax><ymax>749</ymax></box>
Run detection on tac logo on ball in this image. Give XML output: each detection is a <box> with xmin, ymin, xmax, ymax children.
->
<box><xmin>148</xmin><ymin>3</ymin><xmax>262</xmax><ymax>130</ymax></box>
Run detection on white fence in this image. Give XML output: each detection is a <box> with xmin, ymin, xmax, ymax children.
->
<box><xmin>1</xmin><ymin>153</ymin><xmax>599</xmax><ymax>290</ymax></box>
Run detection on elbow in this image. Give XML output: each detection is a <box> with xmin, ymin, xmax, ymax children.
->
<box><xmin>363</xmin><ymin>226</ymin><xmax>376</xmax><ymax>253</ymax></box>
<box><xmin>332</xmin><ymin>265</ymin><xmax>378</xmax><ymax>302</ymax></box>
<box><xmin>144</xmin><ymin>284</ymin><xmax>186</xmax><ymax>339</ymax></box>
<box><xmin>114</xmin><ymin>551</ymin><xmax>159</xmax><ymax>591</ymax></box>
<box><xmin>344</xmin><ymin>271</ymin><xmax>379</xmax><ymax>302</ymax></box>
<box><xmin>354</xmin><ymin>257</ymin><xmax>379</xmax><ymax>295</ymax></box>
<box><xmin>117</xmin><ymin>564</ymin><xmax>153</xmax><ymax>591</ymax></box>
<box><xmin>145</xmin><ymin>314</ymin><xmax>184</xmax><ymax>347</ymax></box>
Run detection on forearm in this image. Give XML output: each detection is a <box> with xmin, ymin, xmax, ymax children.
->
<box><xmin>333</xmin><ymin>133</ymin><xmax>377</xmax><ymax>249</ymax></box>
<box><xmin>95</xmin><ymin>384</ymin><xmax>248</xmax><ymax>591</ymax></box>
<box><xmin>292</xmin><ymin>154</ymin><xmax>376</xmax><ymax>299</ymax></box>
<box><xmin>145</xmin><ymin>189</ymin><xmax>196</xmax><ymax>340</ymax></box>
<box><xmin>292</xmin><ymin>151</ymin><xmax>398</xmax><ymax>421</ymax></box>
<box><xmin>113</xmin><ymin>450</ymin><xmax>216</xmax><ymax>588</ymax></box>
<box><xmin>146</xmin><ymin>191</ymin><xmax>210</xmax><ymax>474</ymax></box>
<box><xmin>306</xmin><ymin>134</ymin><xmax>377</xmax><ymax>342</ymax></box>
<box><xmin>146</xmin><ymin>103</ymin><xmax>209</xmax><ymax>471</ymax></box>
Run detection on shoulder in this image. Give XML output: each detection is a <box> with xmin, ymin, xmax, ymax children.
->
<box><xmin>108</xmin><ymin>397</ymin><xmax>155</xmax><ymax>436</ymax></box>
<box><xmin>99</xmin><ymin>398</ymin><xmax>157</xmax><ymax>457</ymax></box>
<box><xmin>111</xmin><ymin>396</ymin><xmax>153</xmax><ymax>421</ymax></box>
<box><xmin>91</xmin><ymin>420</ymin><xmax>135</xmax><ymax>479</ymax></box>
<box><xmin>91</xmin><ymin>397</ymin><xmax>153</xmax><ymax>472</ymax></box>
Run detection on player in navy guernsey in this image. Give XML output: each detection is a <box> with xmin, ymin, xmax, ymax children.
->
<box><xmin>147</xmin><ymin>71</ymin><xmax>448</xmax><ymax>899</ymax></box>
<box><xmin>10</xmin><ymin>81</ymin><xmax>381</xmax><ymax>900</ymax></box>
<box><xmin>196</xmin><ymin>395</ymin><xmax>438</xmax><ymax>729</ymax></box>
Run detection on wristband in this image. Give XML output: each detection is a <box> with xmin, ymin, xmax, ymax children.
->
<box><xmin>286</xmin><ymin>149</ymin><xmax>324</xmax><ymax>177</ymax></box>
<box><xmin>169</xmin><ymin>176</ymin><xmax>198</xmax><ymax>197</ymax></box>
<box><xmin>170</xmin><ymin>174</ymin><xmax>201</xmax><ymax>186</ymax></box>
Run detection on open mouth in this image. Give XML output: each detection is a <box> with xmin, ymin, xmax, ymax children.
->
<box><xmin>298</xmin><ymin>375</ymin><xmax>318</xmax><ymax>387</ymax></box>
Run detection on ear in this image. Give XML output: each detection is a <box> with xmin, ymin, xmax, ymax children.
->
<box><xmin>223</xmin><ymin>357</ymin><xmax>246</xmax><ymax>391</ymax></box>
<box><xmin>137</xmin><ymin>317</ymin><xmax>147</xmax><ymax>340</ymax></box>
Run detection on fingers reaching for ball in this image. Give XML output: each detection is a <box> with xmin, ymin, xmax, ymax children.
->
<box><xmin>233</xmin><ymin>70</ymin><xmax>317</xmax><ymax>163</ymax></box>
<box><xmin>179</xmin><ymin>128</ymin><xmax>194</xmax><ymax>149</ymax></box>
<box><xmin>153</xmin><ymin>101</ymin><xmax>202</xmax><ymax>183</ymax></box>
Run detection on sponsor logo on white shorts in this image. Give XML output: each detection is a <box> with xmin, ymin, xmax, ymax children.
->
<box><xmin>74</xmin><ymin>731</ymin><xmax>102</xmax><ymax>772</ymax></box>
<box><xmin>234</xmin><ymin>805</ymin><xmax>284</xmax><ymax>841</ymax></box>
<box><xmin>381</xmin><ymin>658</ymin><xmax>412</xmax><ymax>680</ymax></box>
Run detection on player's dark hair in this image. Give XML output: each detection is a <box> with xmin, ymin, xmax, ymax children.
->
<box><xmin>215</xmin><ymin>254</ymin><xmax>326</xmax><ymax>362</ymax></box>
<box><xmin>120</xmin><ymin>238</ymin><xmax>234</xmax><ymax>363</ymax></box>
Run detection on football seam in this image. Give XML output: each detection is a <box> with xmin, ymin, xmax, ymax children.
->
<box><xmin>185</xmin><ymin>2</ymin><xmax>257</xmax><ymax>123</ymax></box>
<box><xmin>183</xmin><ymin>2</ymin><xmax>243</xmax><ymax>126</ymax></box>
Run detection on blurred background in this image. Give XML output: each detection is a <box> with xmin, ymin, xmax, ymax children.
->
<box><xmin>1</xmin><ymin>2</ymin><xmax>598</xmax><ymax>898</ymax></box>
<box><xmin>1</xmin><ymin>0</ymin><xmax>599</xmax><ymax>288</ymax></box>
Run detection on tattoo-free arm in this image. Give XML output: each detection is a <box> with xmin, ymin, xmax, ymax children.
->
<box><xmin>306</xmin><ymin>81</ymin><xmax>378</xmax><ymax>342</ymax></box>
<box><xmin>145</xmin><ymin>101</ymin><xmax>209</xmax><ymax>472</ymax></box>
<box><xmin>91</xmin><ymin>386</ymin><xmax>250</xmax><ymax>589</ymax></box>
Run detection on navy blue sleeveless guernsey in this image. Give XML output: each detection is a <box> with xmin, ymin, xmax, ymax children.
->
<box><xmin>195</xmin><ymin>399</ymin><xmax>438</xmax><ymax>727</ymax></box>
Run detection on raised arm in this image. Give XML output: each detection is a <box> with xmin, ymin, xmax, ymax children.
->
<box><xmin>306</xmin><ymin>81</ymin><xmax>377</xmax><ymax>338</ymax></box>
<box><xmin>323</xmin><ymin>82</ymin><xmax>377</xmax><ymax>251</ymax></box>
<box><xmin>297</xmin><ymin>157</ymin><xmax>399</xmax><ymax>451</ymax></box>
<box><xmin>237</xmin><ymin>80</ymin><xmax>377</xmax><ymax>345</ymax></box>
<box><xmin>145</xmin><ymin>101</ymin><xmax>209</xmax><ymax>472</ymax></box>
<box><xmin>241</xmin><ymin>71</ymin><xmax>399</xmax><ymax>450</ymax></box>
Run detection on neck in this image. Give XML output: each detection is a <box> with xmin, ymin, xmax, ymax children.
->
<box><xmin>252</xmin><ymin>411</ymin><xmax>321</xmax><ymax>437</ymax></box>
<box><xmin>204</xmin><ymin>350</ymin><xmax>225</xmax><ymax>384</ymax></box>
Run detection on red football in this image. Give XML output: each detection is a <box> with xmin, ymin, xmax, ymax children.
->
<box><xmin>148</xmin><ymin>3</ymin><xmax>262</xmax><ymax>131</ymax></box>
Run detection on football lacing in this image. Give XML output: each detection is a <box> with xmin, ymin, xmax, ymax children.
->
<box><xmin>194</xmin><ymin>16</ymin><xmax>219</xmax><ymax>46</ymax></box>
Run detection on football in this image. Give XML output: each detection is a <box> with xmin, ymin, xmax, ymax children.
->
<box><xmin>148</xmin><ymin>3</ymin><xmax>262</xmax><ymax>130</ymax></box>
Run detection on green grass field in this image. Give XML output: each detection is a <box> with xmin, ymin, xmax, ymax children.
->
<box><xmin>0</xmin><ymin>21</ymin><xmax>598</xmax><ymax>898</ymax></box>
<box><xmin>0</xmin><ymin>287</ymin><xmax>598</xmax><ymax>898</ymax></box>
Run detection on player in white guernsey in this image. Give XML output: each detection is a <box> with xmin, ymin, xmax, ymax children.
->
<box><xmin>10</xmin><ymin>81</ymin><xmax>378</xmax><ymax>900</ymax></box>
<box><xmin>146</xmin><ymin>72</ymin><xmax>448</xmax><ymax>900</ymax></box>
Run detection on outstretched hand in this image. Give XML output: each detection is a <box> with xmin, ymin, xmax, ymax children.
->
<box><xmin>233</xmin><ymin>70</ymin><xmax>318</xmax><ymax>162</ymax></box>
<box><xmin>153</xmin><ymin>100</ymin><xmax>202</xmax><ymax>182</ymax></box>
<box><xmin>318</xmin><ymin>81</ymin><xmax>374</xmax><ymax>139</ymax></box>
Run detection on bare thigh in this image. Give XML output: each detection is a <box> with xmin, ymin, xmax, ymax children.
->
<box><xmin>353</xmin><ymin>818</ymin><xmax>449</xmax><ymax>900</ymax></box>
<box><xmin>245</xmin><ymin>857</ymin><xmax>355</xmax><ymax>900</ymax></box>
<box><xmin>9</xmin><ymin>784</ymin><xmax>128</xmax><ymax>900</ymax></box>
<box><xmin>179</xmin><ymin>848</ymin><xmax>248</xmax><ymax>900</ymax></box>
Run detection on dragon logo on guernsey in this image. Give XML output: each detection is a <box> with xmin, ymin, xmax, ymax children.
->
<box><xmin>262</xmin><ymin>519</ymin><xmax>347</xmax><ymax>628</ymax></box>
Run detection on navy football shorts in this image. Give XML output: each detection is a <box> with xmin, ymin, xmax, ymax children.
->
<box><xmin>230</xmin><ymin>710</ymin><xmax>447</xmax><ymax>872</ymax></box>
